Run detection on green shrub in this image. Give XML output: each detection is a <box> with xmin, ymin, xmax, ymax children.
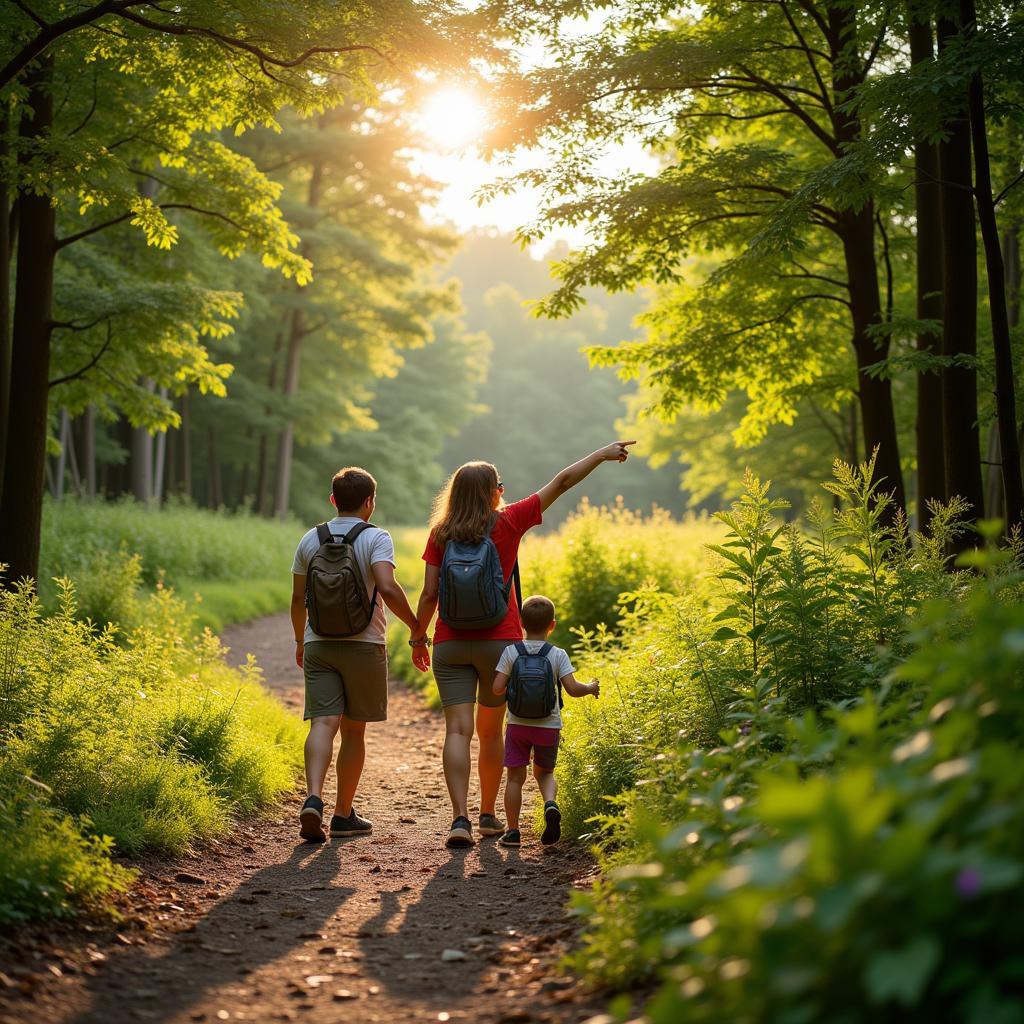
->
<box><xmin>0</xmin><ymin>577</ymin><xmax>304</xmax><ymax>920</ymax></box>
<box><xmin>0</xmin><ymin>777</ymin><xmax>133</xmax><ymax>925</ymax></box>
<box><xmin>521</xmin><ymin>500</ymin><xmax>721</xmax><ymax>648</ymax></box>
<box><xmin>573</xmin><ymin>561</ymin><xmax>1024</xmax><ymax>1021</ymax></box>
<box><xmin>38</xmin><ymin>498</ymin><xmax>303</xmax><ymax>631</ymax></box>
<box><xmin>558</xmin><ymin>463</ymin><xmax>1024</xmax><ymax>1021</ymax></box>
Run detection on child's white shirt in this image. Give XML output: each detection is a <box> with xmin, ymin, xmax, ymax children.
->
<box><xmin>497</xmin><ymin>640</ymin><xmax>575</xmax><ymax>729</ymax></box>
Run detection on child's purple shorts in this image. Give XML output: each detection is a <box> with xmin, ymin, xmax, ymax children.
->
<box><xmin>504</xmin><ymin>724</ymin><xmax>560</xmax><ymax>770</ymax></box>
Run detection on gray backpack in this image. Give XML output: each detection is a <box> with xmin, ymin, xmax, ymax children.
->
<box><xmin>305</xmin><ymin>522</ymin><xmax>377</xmax><ymax>637</ymax></box>
<box><xmin>438</xmin><ymin>516</ymin><xmax>521</xmax><ymax>629</ymax></box>
<box><xmin>506</xmin><ymin>642</ymin><xmax>562</xmax><ymax>719</ymax></box>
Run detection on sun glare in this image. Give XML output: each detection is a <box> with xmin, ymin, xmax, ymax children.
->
<box><xmin>417</xmin><ymin>88</ymin><xmax>488</xmax><ymax>152</ymax></box>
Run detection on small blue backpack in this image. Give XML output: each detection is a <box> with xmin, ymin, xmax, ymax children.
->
<box><xmin>438</xmin><ymin>516</ymin><xmax>521</xmax><ymax>629</ymax></box>
<box><xmin>506</xmin><ymin>642</ymin><xmax>562</xmax><ymax>719</ymax></box>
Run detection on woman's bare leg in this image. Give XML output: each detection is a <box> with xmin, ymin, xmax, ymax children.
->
<box><xmin>476</xmin><ymin>703</ymin><xmax>505</xmax><ymax>816</ymax></box>
<box><xmin>442</xmin><ymin>703</ymin><xmax>475</xmax><ymax>820</ymax></box>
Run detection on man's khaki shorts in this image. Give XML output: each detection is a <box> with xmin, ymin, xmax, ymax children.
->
<box><xmin>302</xmin><ymin>640</ymin><xmax>388</xmax><ymax>722</ymax></box>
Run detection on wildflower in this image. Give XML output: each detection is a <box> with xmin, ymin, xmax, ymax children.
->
<box><xmin>956</xmin><ymin>866</ymin><xmax>982</xmax><ymax>899</ymax></box>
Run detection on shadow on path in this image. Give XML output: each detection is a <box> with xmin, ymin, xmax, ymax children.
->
<box><xmin>67</xmin><ymin>841</ymin><xmax>352</xmax><ymax>1024</ymax></box>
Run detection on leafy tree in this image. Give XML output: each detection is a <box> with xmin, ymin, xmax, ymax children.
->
<box><xmin>0</xmin><ymin>0</ymin><xmax>469</xmax><ymax>585</ymax></box>
<box><xmin>481</xmin><ymin>0</ymin><xmax>909</xmax><ymax>521</ymax></box>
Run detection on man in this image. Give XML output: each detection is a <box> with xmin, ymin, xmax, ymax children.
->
<box><xmin>291</xmin><ymin>467</ymin><xmax>420</xmax><ymax>842</ymax></box>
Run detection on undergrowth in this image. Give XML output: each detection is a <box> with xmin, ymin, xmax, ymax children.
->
<box><xmin>556</xmin><ymin>456</ymin><xmax>1024</xmax><ymax>1021</ymax></box>
<box><xmin>0</xmin><ymin>577</ymin><xmax>303</xmax><ymax>924</ymax></box>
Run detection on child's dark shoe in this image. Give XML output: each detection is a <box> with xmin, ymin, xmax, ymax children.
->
<box><xmin>499</xmin><ymin>828</ymin><xmax>522</xmax><ymax>847</ymax></box>
<box><xmin>541</xmin><ymin>801</ymin><xmax>561</xmax><ymax>845</ymax></box>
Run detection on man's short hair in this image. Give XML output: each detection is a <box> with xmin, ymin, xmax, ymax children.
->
<box><xmin>332</xmin><ymin>467</ymin><xmax>377</xmax><ymax>512</ymax></box>
<box><xmin>521</xmin><ymin>595</ymin><xmax>556</xmax><ymax>633</ymax></box>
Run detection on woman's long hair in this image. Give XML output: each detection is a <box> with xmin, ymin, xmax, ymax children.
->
<box><xmin>429</xmin><ymin>461</ymin><xmax>503</xmax><ymax>547</ymax></box>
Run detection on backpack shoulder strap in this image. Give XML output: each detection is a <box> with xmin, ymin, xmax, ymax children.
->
<box><xmin>342</xmin><ymin>521</ymin><xmax>377</xmax><ymax>544</ymax></box>
<box><xmin>514</xmin><ymin>641</ymin><xmax>528</xmax><ymax>658</ymax></box>
<box><xmin>539</xmin><ymin>642</ymin><xmax>553</xmax><ymax>658</ymax></box>
<box><xmin>511</xmin><ymin>560</ymin><xmax>523</xmax><ymax>614</ymax></box>
<box><xmin>315</xmin><ymin>523</ymin><xmax>333</xmax><ymax>546</ymax></box>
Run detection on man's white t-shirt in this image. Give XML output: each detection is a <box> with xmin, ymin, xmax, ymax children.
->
<box><xmin>497</xmin><ymin>640</ymin><xmax>575</xmax><ymax>729</ymax></box>
<box><xmin>291</xmin><ymin>517</ymin><xmax>395</xmax><ymax>645</ymax></box>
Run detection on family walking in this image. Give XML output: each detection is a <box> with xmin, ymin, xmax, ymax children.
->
<box><xmin>290</xmin><ymin>443</ymin><xmax>634</xmax><ymax>848</ymax></box>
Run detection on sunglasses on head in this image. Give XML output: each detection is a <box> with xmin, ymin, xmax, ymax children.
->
<box><xmin>496</xmin><ymin>480</ymin><xmax>504</xmax><ymax>490</ymax></box>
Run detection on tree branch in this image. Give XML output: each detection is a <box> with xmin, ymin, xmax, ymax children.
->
<box><xmin>48</xmin><ymin>324</ymin><xmax>113</xmax><ymax>388</ymax></box>
<box><xmin>995</xmin><ymin>168</ymin><xmax>1024</xmax><ymax>206</ymax></box>
<box><xmin>777</xmin><ymin>0</ymin><xmax>834</xmax><ymax>115</ymax></box>
<box><xmin>10</xmin><ymin>0</ymin><xmax>48</xmax><ymax>30</ymax></box>
<box><xmin>0</xmin><ymin>1</ymin><xmax>144</xmax><ymax>91</ymax></box>
<box><xmin>114</xmin><ymin>9</ymin><xmax>391</xmax><ymax>75</ymax></box>
<box><xmin>55</xmin><ymin>202</ymin><xmax>246</xmax><ymax>249</ymax></box>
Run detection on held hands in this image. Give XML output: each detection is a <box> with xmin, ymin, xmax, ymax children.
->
<box><xmin>599</xmin><ymin>440</ymin><xmax>636</xmax><ymax>463</ymax></box>
<box><xmin>409</xmin><ymin>626</ymin><xmax>431</xmax><ymax>672</ymax></box>
<box><xmin>588</xmin><ymin>678</ymin><xmax>601</xmax><ymax>699</ymax></box>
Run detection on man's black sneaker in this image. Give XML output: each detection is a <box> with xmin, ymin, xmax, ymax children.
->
<box><xmin>330</xmin><ymin>808</ymin><xmax>373</xmax><ymax>837</ymax></box>
<box><xmin>446</xmin><ymin>816</ymin><xmax>474</xmax><ymax>847</ymax></box>
<box><xmin>299</xmin><ymin>795</ymin><xmax>325</xmax><ymax>843</ymax></box>
<box><xmin>541</xmin><ymin>800</ymin><xmax>562</xmax><ymax>846</ymax></box>
<box><xmin>479</xmin><ymin>813</ymin><xmax>505</xmax><ymax>837</ymax></box>
<box><xmin>499</xmin><ymin>828</ymin><xmax>522</xmax><ymax>847</ymax></box>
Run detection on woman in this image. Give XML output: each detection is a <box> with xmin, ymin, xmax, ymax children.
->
<box><xmin>410</xmin><ymin>441</ymin><xmax>635</xmax><ymax>848</ymax></box>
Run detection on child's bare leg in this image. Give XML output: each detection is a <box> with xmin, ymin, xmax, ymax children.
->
<box><xmin>533</xmin><ymin>765</ymin><xmax>557</xmax><ymax>804</ymax></box>
<box><xmin>503</xmin><ymin>766</ymin><xmax>528</xmax><ymax>830</ymax></box>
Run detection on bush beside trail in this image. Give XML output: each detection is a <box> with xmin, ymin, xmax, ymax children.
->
<box><xmin>39</xmin><ymin>498</ymin><xmax>303</xmax><ymax>632</ymax></box>
<box><xmin>553</xmin><ymin>460</ymin><xmax>1024</xmax><ymax>1021</ymax></box>
<box><xmin>0</xmin><ymin>579</ymin><xmax>303</xmax><ymax>925</ymax></box>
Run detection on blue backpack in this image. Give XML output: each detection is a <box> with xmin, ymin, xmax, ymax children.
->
<box><xmin>438</xmin><ymin>516</ymin><xmax>521</xmax><ymax>629</ymax></box>
<box><xmin>506</xmin><ymin>642</ymin><xmax>562</xmax><ymax>719</ymax></box>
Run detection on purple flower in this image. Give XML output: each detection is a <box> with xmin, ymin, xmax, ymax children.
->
<box><xmin>956</xmin><ymin>866</ymin><xmax>982</xmax><ymax>899</ymax></box>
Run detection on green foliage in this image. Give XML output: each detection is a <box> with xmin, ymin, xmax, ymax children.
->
<box><xmin>0</xmin><ymin>576</ymin><xmax>304</xmax><ymax>921</ymax></box>
<box><xmin>521</xmin><ymin>500</ymin><xmax>721</xmax><ymax>648</ymax></box>
<box><xmin>39</xmin><ymin>498</ymin><xmax>301</xmax><ymax>629</ymax></box>
<box><xmin>552</xmin><ymin>465</ymin><xmax>1024</xmax><ymax>1020</ymax></box>
<box><xmin>0</xmin><ymin>778</ymin><xmax>133</xmax><ymax>926</ymax></box>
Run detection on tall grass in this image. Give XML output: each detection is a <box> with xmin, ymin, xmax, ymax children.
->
<box><xmin>0</xmin><ymin>577</ymin><xmax>303</xmax><ymax>924</ymax></box>
<box><xmin>39</xmin><ymin>497</ymin><xmax>303</xmax><ymax>631</ymax></box>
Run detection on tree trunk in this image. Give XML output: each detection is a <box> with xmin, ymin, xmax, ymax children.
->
<box><xmin>55</xmin><ymin>408</ymin><xmax>69</xmax><ymax>500</ymax></box>
<box><xmin>180</xmin><ymin>392</ymin><xmax>192</xmax><ymax>500</ymax></box>
<box><xmin>908</xmin><ymin>12</ymin><xmax>946</xmax><ymax>531</ymax></box>
<box><xmin>828</xmin><ymin>3</ymin><xmax>905</xmax><ymax>519</ymax></box>
<box><xmin>273</xmin><ymin>156</ymin><xmax>323</xmax><ymax>521</ymax></box>
<box><xmin>840</xmin><ymin>205</ymin><xmax>907</xmax><ymax>515</ymax></box>
<box><xmin>0</xmin><ymin>58</ymin><xmax>56</xmax><ymax>588</ymax></box>
<box><xmin>255</xmin><ymin>328</ymin><xmax>285</xmax><ymax>516</ymax></box>
<box><xmin>129</xmin><ymin>382</ymin><xmax>156</xmax><ymax>502</ymax></box>
<box><xmin>0</xmin><ymin>110</ymin><xmax>11</xmax><ymax>506</ymax></box>
<box><xmin>273</xmin><ymin>313</ymin><xmax>303</xmax><ymax>520</ymax></box>
<box><xmin>153</xmin><ymin>387</ymin><xmax>168</xmax><ymax>505</ymax></box>
<box><xmin>82</xmin><ymin>404</ymin><xmax>96</xmax><ymax>498</ymax></box>
<box><xmin>960</xmin><ymin>0</ymin><xmax>1023</xmax><ymax>532</ymax></box>
<box><xmin>936</xmin><ymin>16</ymin><xmax>985</xmax><ymax>543</ymax></box>
<box><xmin>207</xmin><ymin>425</ymin><xmax>221</xmax><ymax>509</ymax></box>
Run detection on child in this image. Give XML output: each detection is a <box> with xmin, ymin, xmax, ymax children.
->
<box><xmin>492</xmin><ymin>595</ymin><xmax>599</xmax><ymax>847</ymax></box>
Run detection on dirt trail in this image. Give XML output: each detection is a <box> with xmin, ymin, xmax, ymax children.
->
<box><xmin>0</xmin><ymin>613</ymin><xmax>607</xmax><ymax>1024</ymax></box>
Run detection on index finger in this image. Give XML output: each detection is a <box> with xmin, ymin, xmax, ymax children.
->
<box><xmin>619</xmin><ymin>440</ymin><xmax>637</xmax><ymax>447</ymax></box>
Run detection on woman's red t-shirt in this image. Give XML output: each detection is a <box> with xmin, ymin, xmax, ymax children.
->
<box><xmin>422</xmin><ymin>493</ymin><xmax>542</xmax><ymax>644</ymax></box>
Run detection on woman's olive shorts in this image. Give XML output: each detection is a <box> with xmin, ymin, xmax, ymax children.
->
<box><xmin>432</xmin><ymin>639</ymin><xmax>511</xmax><ymax>708</ymax></box>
